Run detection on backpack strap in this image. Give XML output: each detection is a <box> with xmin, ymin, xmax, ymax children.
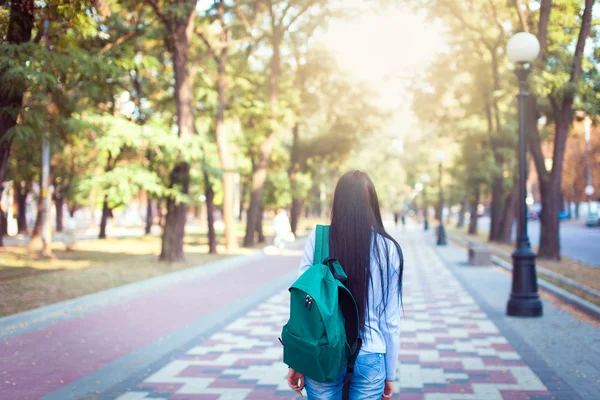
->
<box><xmin>314</xmin><ymin>225</ymin><xmax>330</xmax><ymax>265</ymax></box>
<box><xmin>315</xmin><ymin>223</ymin><xmax>362</xmax><ymax>400</ymax></box>
<box><xmin>342</xmin><ymin>338</ymin><xmax>362</xmax><ymax>400</ymax></box>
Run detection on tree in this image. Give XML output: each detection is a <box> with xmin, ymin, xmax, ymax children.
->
<box><xmin>142</xmin><ymin>0</ymin><xmax>199</xmax><ymax>261</ymax></box>
<box><xmin>2</xmin><ymin>0</ymin><xmax>112</xmax><ymax>247</ymax></box>
<box><xmin>514</xmin><ymin>0</ymin><xmax>596</xmax><ymax>259</ymax></box>
<box><xmin>243</xmin><ymin>0</ymin><xmax>329</xmax><ymax>247</ymax></box>
<box><xmin>195</xmin><ymin>0</ymin><xmax>261</xmax><ymax>252</ymax></box>
<box><xmin>420</xmin><ymin>0</ymin><xmax>520</xmax><ymax>244</ymax></box>
<box><xmin>409</xmin><ymin>22</ymin><xmax>511</xmax><ymax>240</ymax></box>
<box><xmin>0</xmin><ymin>0</ymin><xmax>35</xmax><ymax>245</ymax></box>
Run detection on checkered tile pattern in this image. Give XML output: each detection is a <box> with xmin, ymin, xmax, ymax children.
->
<box><xmin>113</xmin><ymin>236</ymin><xmax>553</xmax><ymax>400</ymax></box>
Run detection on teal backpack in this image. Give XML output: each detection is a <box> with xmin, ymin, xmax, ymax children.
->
<box><xmin>280</xmin><ymin>225</ymin><xmax>362</xmax><ymax>390</ymax></box>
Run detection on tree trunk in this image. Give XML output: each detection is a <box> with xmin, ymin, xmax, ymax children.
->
<box><xmin>160</xmin><ymin>163</ymin><xmax>190</xmax><ymax>262</ymax></box>
<box><xmin>0</xmin><ymin>202</ymin><xmax>6</xmax><ymax>246</ymax></box>
<box><xmin>158</xmin><ymin>4</ymin><xmax>195</xmax><ymax>262</ymax></box>
<box><xmin>291</xmin><ymin>199</ymin><xmax>302</xmax><ymax>235</ymax></box>
<box><xmin>468</xmin><ymin>186</ymin><xmax>480</xmax><ymax>235</ymax></box>
<box><xmin>158</xmin><ymin>200</ymin><xmax>165</xmax><ymax>228</ymax></box>
<box><xmin>529</xmin><ymin>0</ymin><xmax>593</xmax><ymax>260</ymax></box>
<box><xmin>220</xmin><ymin>172</ymin><xmax>235</xmax><ymax>249</ymax></box>
<box><xmin>538</xmin><ymin>178</ymin><xmax>561</xmax><ymax>259</ymax></box>
<box><xmin>0</xmin><ymin>1</ymin><xmax>35</xmax><ymax>187</ymax></box>
<box><xmin>98</xmin><ymin>154</ymin><xmax>114</xmax><ymax>239</ymax></box>
<box><xmin>99</xmin><ymin>196</ymin><xmax>110</xmax><ymax>239</ymax></box>
<box><xmin>239</xmin><ymin>179</ymin><xmax>247</xmax><ymax>222</ymax></box>
<box><xmin>256</xmin><ymin>203</ymin><xmax>265</xmax><ymax>243</ymax></box>
<box><xmin>289</xmin><ymin>122</ymin><xmax>301</xmax><ymax>235</ymax></box>
<box><xmin>213</xmin><ymin>1</ymin><xmax>236</xmax><ymax>253</ymax></box>
<box><xmin>491</xmin><ymin>47</ymin><xmax>505</xmax><ymax>238</ymax></box>
<box><xmin>243</xmin><ymin>32</ymin><xmax>281</xmax><ymax>247</ymax></box>
<box><xmin>538</xmin><ymin>116</ymin><xmax>572</xmax><ymax>260</ymax></box>
<box><xmin>145</xmin><ymin>198</ymin><xmax>153</xmax><ymax>235</ymax></box>
<box><xmin>498</xmin><ymin>179</ymin><xmax>517</xmax><ymax>244</ymax></box>
<box><xmin>244</xmin><ymin>161</ymin><xmax>269</xmax><ymax>247</ymax></box>
<box><xmin>30</xmin><ymin>197</ymin><xmax>43</xmax><ymax>244</ymax></box>
<box><xmin>489</xmin><ymin>176</ymin><xmax>504</xmax><ymax>241</ymax></box>
<box><xmin>457</xmin><ymin>198</ymin><xmax>467</xmax><ymax>229</ymax></box>
<box><xmin>55</xmin><ymin>195</ymin><xmax>64</xmax><ymax>233</ymax></box>
<box><xmin>482</xmin><ymin>46</ymin><xmax>505</xmax><ymax>243</ymax></box>
<box><xmin>16</xmin><ymin>183</ymin><xmax>28</xmax><ymax>234</ymax></box>
<box><xmin>0</xmin><ymin>205</ymin><xmax>6</xmax><ymax>237</ymax></box>
<box><xmin>204</xmin><ymin>169</ymin><xmax>217</xmax><ymax>254</ymax></box>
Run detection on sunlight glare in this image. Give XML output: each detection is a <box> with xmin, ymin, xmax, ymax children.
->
<box><xmin>320</xmin><ymin>8</ymin><xmax>446</xmax><ymax>84</ymax></box>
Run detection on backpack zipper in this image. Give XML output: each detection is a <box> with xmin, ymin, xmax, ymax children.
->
<box><xmin>305</xmin><ymin>295</ymin><xmax>313</xmax><ymax>311</ymax></box>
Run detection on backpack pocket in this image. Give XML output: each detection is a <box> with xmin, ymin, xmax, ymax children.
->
<box><xmin>316</xmin><ymin>335</ymin><xmax>351</xmax><ymax>382</ymax></box>
<box><xmin>281</xmin><ymin>325</ymin><xmax>327</xmax><ymax>382</ymax></box>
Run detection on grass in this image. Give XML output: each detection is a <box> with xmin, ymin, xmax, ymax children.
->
<box><xmin>0</xmin><ymin>218</ymin><xmax>322</xmax><ymax>318</ymax></box>
<box><xmin>447</xmin><ymin>226</ymin><xmax>600</xmax><ymax>307</ymax></box>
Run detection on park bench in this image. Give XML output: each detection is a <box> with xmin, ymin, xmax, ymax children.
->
<box><xmin>468</xmin><ymin>242</ymin><xmax>492</xmax><ymax>266</ymax></box>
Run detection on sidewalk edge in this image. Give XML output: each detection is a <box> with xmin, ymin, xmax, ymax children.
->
<box><xmin>0</xmin><ymin>250</ymin><xmax>264</xmax><ymax>338</ymax></box>
<box><xmin>42</xmin><ymin>269</ymin><xmax>296</xmax><ymax>400</ymax></box>
<box><xmin>447</xmin><ymin>234</ymin><xmax>600</xmax><ymax>321</ymax></box>
<box><xmin>491</xmin><ymin>255</ymin><xmax>600</xmax><ymax>320</ymax></box>
<box><xmin>433</xmin><ymin>241</ymin><xmax>584</xmax><ymax>400</ymax></box>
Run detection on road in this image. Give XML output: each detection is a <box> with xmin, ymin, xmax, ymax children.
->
<box><xmin>3</xmin><ymin>223</ymin><xmax>597</xmax><ymax>399</ymax></box>
<box><xmin>477</xmin><ymin>217</ymin><xmax>600</xmax><ymax>267</ymax></box>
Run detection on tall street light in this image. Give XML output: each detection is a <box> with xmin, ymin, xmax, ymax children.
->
<box><xmin>415</xmin><ymin>182</ymin><xmax>423</xmax><ymax>224</ymax></box>
<box><xmin>584</xmin><ymin>117</ymin><xmax>596</xmax><ymax>226</ymax></box>
<box><xmin>505</xmin><ymin>32</ymin><xmax>543</xmax><ymax>317</ymax></box>
<box><xmin>435</xmin><ymin>151</ymin><xmax>447</xmax><ymax>245</ymax></box>
<box><xmin>422</xmin><ymin>174</ymin><xmax>431</xmax><ymax>231</ymax></box>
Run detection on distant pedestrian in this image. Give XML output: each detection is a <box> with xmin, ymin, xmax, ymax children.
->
<box><xmin>284</xmin><ymin>170</ymin><xmax>403</xmax><ymax>399</ymax></box>
<box><xmin>401</xmin><ymin>213</ymin><xmax>406</xmax><ymax>231</ymax></box>
<box><xmin>273</xmin><ymin>208</ymin><xmax>291</xmax><ymax>252</ymax></box>
<box><xmin>393</xmin><ymin>211</ymin><xmax>399</xmax><ymax>227</ymax></box>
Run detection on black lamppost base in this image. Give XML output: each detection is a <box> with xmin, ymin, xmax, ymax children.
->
<box><xmin>437</xmin><ymin>224</ymin><xmax>447</xmax><ymax>246</ymax></box>
<box><xmin>506</xmin><ymin>246</ymin><xmax>543</xmax><ymax>317</ymax></box>
<box><xmin>507</xmin><ymin>296</ymin><xmax>543</xmax><ymax>317</ymax></box>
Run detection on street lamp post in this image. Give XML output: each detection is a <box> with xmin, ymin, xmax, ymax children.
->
<box><xmin>435</xmin><ymin>151</ymin><xmax>447</xmax><ymax>245</ymax></box>
<box><xmin>422</xmin><ymin>174</ymin><xmax>431</xmax><ymax>231</ymax></box>
<box><xmin>584</xmin><ymin>118</ymin><xmax>595</xmax><ymax>226</ymax></box>
<box><xmin>415</xmin><ymin>182</ymin><xmax>423</xmax><ymax>225</ymax></box>
<box><xmin>585</xmin><ymin>185</ymin><xmax>596</xmax><ymax>226</ymax></box>
<box><xmin>505</xmin><ymin>32</ymin><xmax>543</xmax><ymax>317</ymax></box>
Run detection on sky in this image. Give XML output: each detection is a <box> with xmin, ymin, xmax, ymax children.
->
<box><xmin>316</xmin><ymin>4</ymin><xmax>447</xmax><ymax>141</ymax></box>
<box><xmin>194</xmin><ymin>1</ymin><xmax>448</xmax><ymax>142</ymax></box>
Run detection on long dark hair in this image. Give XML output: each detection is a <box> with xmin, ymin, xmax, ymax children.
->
<box><xmin>329</xmin><ymin>170</ymin><xmax>403</xmax><ymax>335</ymax></box>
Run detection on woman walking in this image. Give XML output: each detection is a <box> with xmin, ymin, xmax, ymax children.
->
<box><xmin>286</xmin><ymin>170</ymin><xmax>404</xmax><ymax>399</ymax></box>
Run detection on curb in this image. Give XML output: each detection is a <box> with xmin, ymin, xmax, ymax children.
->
<box><xmin>0</xmin><ymin>250</ymin><xmax>265</xmax><ymax>338</ymax></box>
<box><xmin>447</xmin><ymin>234</ymin><xmax>600</xmax><ymax>320</ymax></box>
<box><xmin>489</xmin><ymin>255</ymin><xmax>600</xmax><ymax>320</ymax></box>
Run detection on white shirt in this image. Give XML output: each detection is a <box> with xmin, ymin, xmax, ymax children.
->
<box><xmin>274</xmin><ymin>212</ymin><xmax>291</xmax><ymax>236</ymax></box>
<box><xmin>298</xmin><ymin>229</ymin><xmax>401</xmax><ymax>380</ymax></box>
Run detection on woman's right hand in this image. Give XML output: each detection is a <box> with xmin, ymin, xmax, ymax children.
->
<box><xmin>382</xmin><ymin>380</ymin><xmax>394</xmax><ymax>399</ymax></box>
<box><xmin>287</xmin><ymin>368</ymin><xmax>305</xmax><ymax>397</ymax></box>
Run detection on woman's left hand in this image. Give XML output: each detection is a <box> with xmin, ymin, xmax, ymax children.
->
<box><xmin>287</xmin><ymin>368</ymin><xmax>305</xmax><ymax>396</ymax></box>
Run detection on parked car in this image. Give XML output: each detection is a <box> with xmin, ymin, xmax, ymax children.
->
<box><xmin>528</xmin><ymin>202</ymin><xmax>542</xmax><ymax>219</ymax></box>
<box><xmin>586</xmin><ymin>202</ymin><xmax>600</xmax><ymax>227</ymax></box>
<box><xmin>558</xmin><ymin>209</ymin><xmax>571</xmax><ymax>220</ymax></box>
<box><xmin>527</xmin><ymin>203</ymin><xmax>571</xmax><ymax>221</ymax></box>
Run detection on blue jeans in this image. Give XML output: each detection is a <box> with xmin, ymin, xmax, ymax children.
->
<box><xmin>304</xmin><ymin>352</ymin><xmax>386</xmax><ymax>399</ymax></box>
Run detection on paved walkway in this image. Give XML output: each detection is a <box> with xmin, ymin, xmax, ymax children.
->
<box><xmin>1</xmin><ymin>223</ymin><xmax>598</xmax><ymax>400</ymax></box>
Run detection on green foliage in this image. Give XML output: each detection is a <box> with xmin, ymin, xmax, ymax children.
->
<box><xmin>78</xmin><ymin>164</ymin><xmax>166</xmax><ymax>209</ymax></box>
<box><xmin>264</xmin><ymin>169</ymin><xmax>293</xmax><ymax>208</ymax></box>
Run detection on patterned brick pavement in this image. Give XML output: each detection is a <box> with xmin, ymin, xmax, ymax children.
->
<box><xmin>109</xmin><ymin>234</ymin><xmax>553</xmax><ymax>400</ymax></box>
